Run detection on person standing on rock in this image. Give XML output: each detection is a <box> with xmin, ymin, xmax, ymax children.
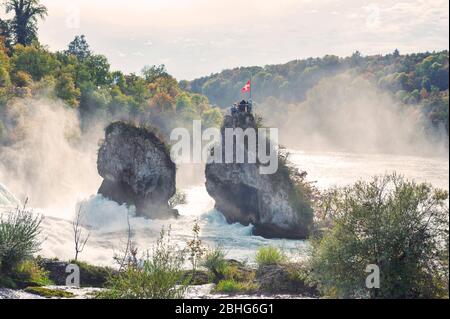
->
<box><xmin>247</xmin><ymin>99</ymin><xmax>253</xmax><ymax>113</ymax></box>
<box><xmin>231</xmin><ymin>103</ymin><xmax>238</xmax><ymax>116</ymax></box>
<box><xmin>239</xmin><ymin>100</ymin><xmax>247</xmax><ymax>112</ymax></box>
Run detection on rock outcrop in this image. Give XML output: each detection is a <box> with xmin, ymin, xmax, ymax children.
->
<box><xmin>256</xmin><ymin>263</ymin><xmax>318</xmax><ymax>296</ymax></box>
<box><xmin>39</xmin><ymin>259</ymin><xmax>113</xmax><ymax>288</ymax></box>
<box><xmin>97</xmin><ymin>122</ymin><xmax>177</xmax><ymax>219</ymax></box>
<box><xmin>205</xmin><ymin>113</ymin><xmax>313</xmax><ymax>239</ymax></box>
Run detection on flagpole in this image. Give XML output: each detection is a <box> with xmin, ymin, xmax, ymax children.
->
<box><xmin>250</xmin><ymin>73</ymin><xmax>252</xmax><ymax>100</ymax></box>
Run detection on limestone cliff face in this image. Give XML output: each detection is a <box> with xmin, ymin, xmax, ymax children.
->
<box><xmin>205</xmin><ymin>113</ymin><xmax>313</xmax><ymax>239</ymax></box>
<box><xmin>97</xmin><ymin>122</ymin><xmax>177</xmax><ymax>219</ymax></box>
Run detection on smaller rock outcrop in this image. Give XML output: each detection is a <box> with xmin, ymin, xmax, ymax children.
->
<box><xmin>97</xmin><ymin>122</ymin><xmax>177</xmax><ymax>219</ymax></box>
<box><xmin>39</xmin><ymin>259</ymin><xmax>112</xmax><ymax>288</ymax></box>
<box><xmin>256</xmin><ymin>263</ymin><xmax>318</xmax><ymax>296</ymax></box>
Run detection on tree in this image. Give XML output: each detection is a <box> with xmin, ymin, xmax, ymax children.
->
<box><xmin>202</xmin><ymin>107</ymin><xmax>223</xmax><ymax>127</ymax></box>
<box><xmin>311</xmin><ymin>173</ymin><xmax>449</xmax><ymax>299</ymax></box>
<box><xmin>175</xmin><ymin>92</ymin><xmax>192</xmax><ymax>112</ymax></box>
<box><xmin>142</xmin><ymin>64</ymin><xmax>168</xmax><ymax>83</ymax></box>
<box><xmin>186</xmin><ymin>219</ymin><xmax>206</xmax><ymax>274</ymax></box>
<box><xmin>113</xmin><ymin>214</ymin><xmax>137</xmax><ymax>272</ymax></box>
<box><xmin>66</xmin><ymin>35</ymin><xmax>91</xmax><ymax>61</ymax></box>
<box><xmin>72</xmin><ymin>205</ymin><xmax>90</xmax><ymax>262</ymax></box>
<box><xmin>350</xmin><ymin>50</ymin><xmax>363</xmax><ymax>67</ymax></box>
<box><xmin>0</xmin><ymin>18</ymin><xmax>12</xmax><ymax>51</ymax></box>
<box><xmin>5</xmin><ymin>0</ymin><xmax>48</xmax><ymax>46</ymax></box>
<box><xmin>0</xmin><ymin>37</ymin><xmax>11</xmax><ymax>87</ymax></box>
<box><xmin>11</xmin><ymin>43</ymin><xmax>59</xmax><ymax>81</ymax></box>
<box><xmin>84</xmin><ymin>54</ymin><xmax>111</xmax><ymax>86</ymax></box>
<box><xmin>55</xmin><ymin>72</ymin><xmax>81</xmax><ymax>107</ymax></box>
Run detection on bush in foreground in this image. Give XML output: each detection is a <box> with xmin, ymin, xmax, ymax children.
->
<box><xmin>98</xmin><ymin>227</ymin><xmax>188</xmax><ymax>299</ymax></box>
<box><xmin>255</xmin><ymin>246</ymin><xmax>287</xmax><ymax>267</ymax></box>
<box><xmin>14</xmin><ymin>259</ymin><xmax>52</xmax><ymax>287</ymax></box>
<box><xmin>0</xmin><ymin>218</ymin><xmax>50</xmax><ymax>289</ymax></box>
<box><xmin>202</xmin><ymin>246</ymin><xmax>227</xmax><ymax>282</ymax></box>
<box><xmin>0</xmin><ymin>203</ymin><xmax>43</xmax><ymax>276</ymax></box>
<box><xmin>311</xmin><ymin>173</ymin><xmax>449</xmax><ymax>299</ymax></box>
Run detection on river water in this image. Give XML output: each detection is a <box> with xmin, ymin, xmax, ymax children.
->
<box><xmin>0</xmin><ymin>150</ymin><xmax>448</xmax><ymax>267</ymax></box>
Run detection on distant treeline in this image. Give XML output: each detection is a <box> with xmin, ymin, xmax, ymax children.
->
<box><xmin>184</xmin><ymin>50</ymin><xmax>449</xmax><ymax>132</ymax></box>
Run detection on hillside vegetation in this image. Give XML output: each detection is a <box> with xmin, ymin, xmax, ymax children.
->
<box><xmin>0</xmin><ymin>35</ymin><xmax>223</xmax><ymax>143</ymax></box>
<box><xmin>185</xmin><ymin>50</ymin><xmax>449</xmax><ymax>133</ymax></box>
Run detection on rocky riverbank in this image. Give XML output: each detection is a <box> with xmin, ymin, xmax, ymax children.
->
<box><xmin>0</xmin><ymin>284</ymin><xmax>315</xmax><ymax>300</ymax></box>
<box><xmin>0</xmin><ymin>258</ymin><xmax>318</xmax><ymax>299</ymax></box>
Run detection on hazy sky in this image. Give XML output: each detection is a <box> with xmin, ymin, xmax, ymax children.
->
<box><xmin>27</xmin><ymin>0</ymin><xmax>450</xmax><ymax>80</ymax></box>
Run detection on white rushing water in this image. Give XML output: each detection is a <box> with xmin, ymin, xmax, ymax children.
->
<box><xmin>0</xmin><ymin>150</ymin><xmax>448</xmax><ymax>267</ymax></box>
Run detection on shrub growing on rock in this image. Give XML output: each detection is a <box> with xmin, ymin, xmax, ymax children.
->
<box><xmin>255</xmin><ymin>246</ymin><xmax>287</xmax><ymax>267</ymax></box>
<box><xmin>311</xmin><ymin>173</ymin><xmax>449</xmax><ymax>299</ymax></box>
<box><xmin>14</xmin><ymin>259</ymin><xmax>52</xmax><ymax>287</ymax></box>
<box><xmin>276</xmin><ymin>151</ymin><xmax>316</xmax><ymax>234</ymax></box>
<box><xmin>24</xmin><ymin>286</ymin><xmax>75</xmax><ymax>298</ymax></box>
<box><xmin>202</xmin><ymin>246</ymin><xmax>227</xmax><ymax>282</ymax></box>
<box><xmin>215</xmin><ymin>279</ymin><xmax>257</xmax><ymax>294</ymax></box>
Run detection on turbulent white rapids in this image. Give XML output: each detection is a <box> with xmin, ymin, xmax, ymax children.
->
<box><xmin>0</xmin><ymin>150</ymin><xmax>448</xmax><ymax>267</ymax></box>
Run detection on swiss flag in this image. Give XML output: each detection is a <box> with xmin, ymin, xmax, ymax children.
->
<box><xmin>241</xmin><ymin>81</ymin><xmax>251</xmax><ymax>93</ymax></box>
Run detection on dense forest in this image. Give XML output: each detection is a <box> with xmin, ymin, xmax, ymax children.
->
<box><xmin>0</xmin><ymin>36</ymin><xmax>223</xmax><ymax>140</ymax></box>
<box><xmin>184</xmin><ymin>50</ymin><xmax>449</xmax><ymax>133</ymax></box>
<box><xmin>0</xmin><ymin>1</ymin><xmax>222</xmax><ymax>144</ymax></box>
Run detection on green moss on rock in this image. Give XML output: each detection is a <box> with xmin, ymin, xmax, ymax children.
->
<box><xmin>24</xmin><ymin>287</ymin><xmax>75</xmax><ymax>298</ymax></box>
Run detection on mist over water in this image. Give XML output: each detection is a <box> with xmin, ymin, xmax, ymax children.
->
<box><xmin>0</xmin><ymin>91</ymin><xmax>448</xmax><ymax>266</ymax></box>
<box><xmin>257</xmin><ymin>73</ymin><xmax>449</xmax><ymax>157</ymax></box>
<box><xmin>0</xmin><ymin>98</ymin><xmax>103</xmax><ymax>213</ymax></box>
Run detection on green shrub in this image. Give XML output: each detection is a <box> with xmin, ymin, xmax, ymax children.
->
<box><xmin>223</xmin><ymin>263</ymin><xmax>256</xmax><ymax>283</ymax></box>
<box><xmin>0</xmin><ymin>259</ymin><xmax>51</xmax><ymax>288</ymax></box>
<box><xmin>255</xmin><ymin>246</ymin><xmax>287</xmax><ymax>267</ymax></box>
<box><xmin>311</xmin><ymin>173</ymin><xmax>449</xmax><ymax>299</ymax></box>
<box><xmin>24</xmin><ymin>287</ymin><xmax>75</xmax><ymax>298</ymax></box>
<box><xmin>276</xmin><ymin>151</ymin><xmax>315</xmax><ymax>237</ymax></box>
<box><xmin>11</xmin><ymin>71</ymin><xmax>33</xmax><ymax>87</ymax></box>
<box><xmin>215</xmin><ymin>279</ymin><xmax>257</xmax><ymax>294</ymax></box>
<box><xmin>202</xmin><ymin>246</ymin><xmax>227</xmax><ymax>282</ymax></box>
<box><xmin>98</xmin><ymin>227</ymin><xmax>188</xmax><ymax>299</ymax></box>
<box><xmin>14</xmin><ymin>259</ymin><xmax>52</xmax><ymax>286</ymax></box>
<box><xmin>0</xmin><ymin>203</ymin><xmax>42</xmax><ymax>274</ymax></box>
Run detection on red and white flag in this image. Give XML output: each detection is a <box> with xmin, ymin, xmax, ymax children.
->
<box><xmin>241</xmin><ymin>80</ymin><xmax>251</xmax><ymax>93</ymax></box>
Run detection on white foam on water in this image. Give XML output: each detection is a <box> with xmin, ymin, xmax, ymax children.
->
<box><xmin>1</xmin><ymin>151</ymin><xmax>448</xmax><ymax>267</ymax></box>
<box><xmin>32</xmin><ymin>185</ymin><xmax>306</xmax><ymax>266</ymax></box>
